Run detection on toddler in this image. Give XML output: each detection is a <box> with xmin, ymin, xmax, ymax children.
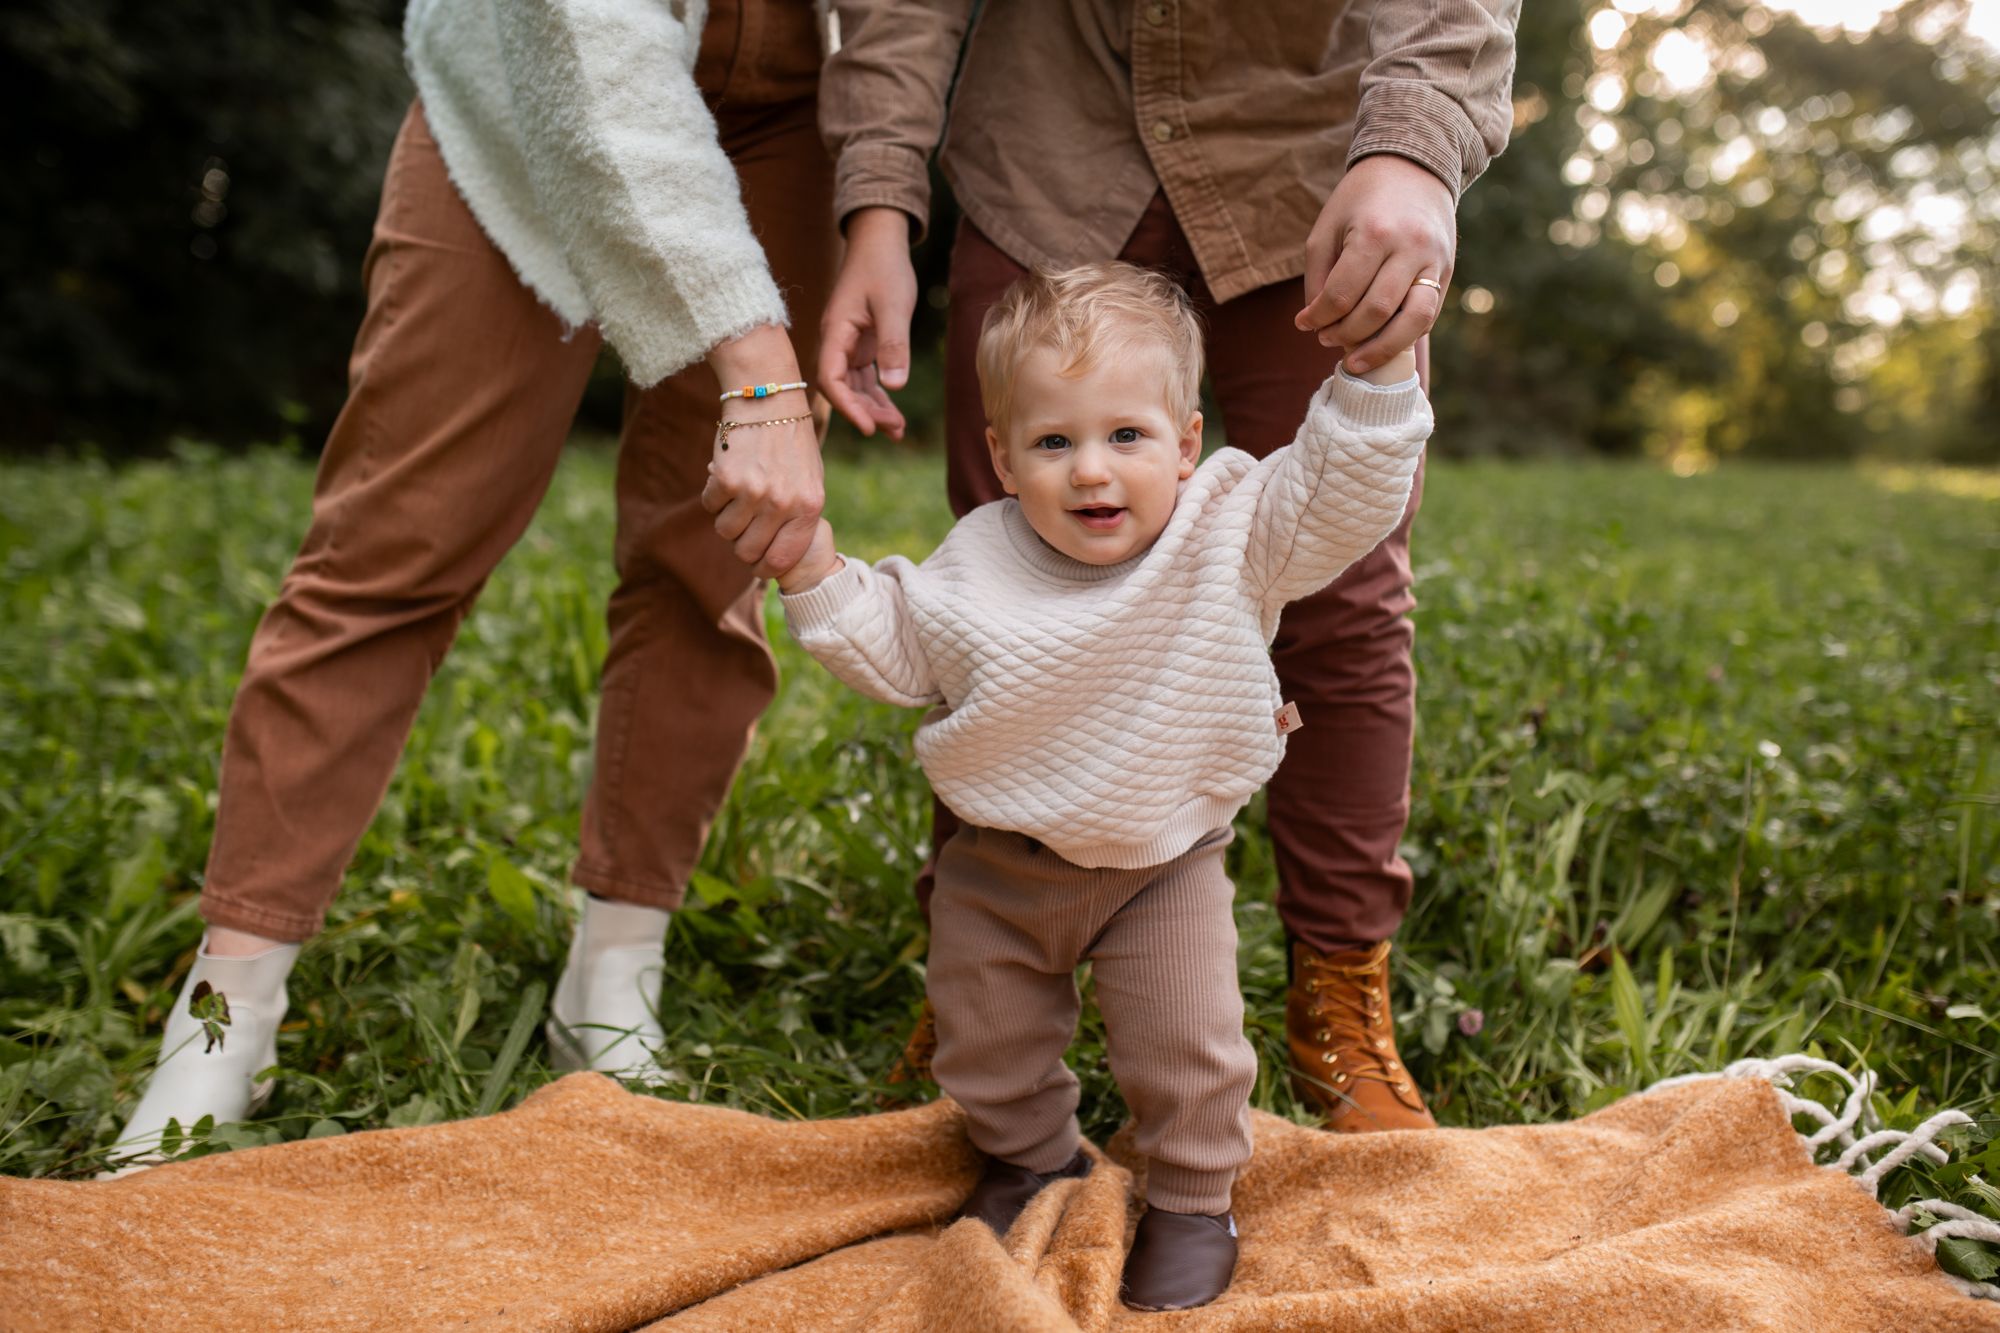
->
<box><xmin>775</xmin><ymin>263</ymin><xmax>1430</xmax><ymax>1311</ymax></box>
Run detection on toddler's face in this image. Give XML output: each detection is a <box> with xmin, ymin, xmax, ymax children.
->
<box><xmin>986</xmin><ymin>346</ymin><xmax>1202</xmax><ymax>566</ymax></box>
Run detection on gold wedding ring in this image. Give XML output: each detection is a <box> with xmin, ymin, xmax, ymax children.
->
<box><xmin>1413</xmin><ymin>277</ymin><xmax>1443</xmax><ymax>291</ymax></box>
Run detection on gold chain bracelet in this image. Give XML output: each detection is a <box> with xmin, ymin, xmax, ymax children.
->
<box><xmin>715</xmin><ymin>413</ymin><xmax>813</xmax><ymax>450</ymax></box>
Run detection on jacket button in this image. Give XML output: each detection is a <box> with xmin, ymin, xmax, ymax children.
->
<box><xmin>1146</xmin><ymin>2</ymin><xmax>1170</xmax><ymax>23</ymax></box>
<box><xmin>1152</xmin><ymin>120</ymin><xmax>1175</xmax><ymax>143</ymax></box>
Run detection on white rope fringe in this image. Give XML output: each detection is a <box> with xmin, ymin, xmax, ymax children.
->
<box><xmin>1648</xmin><ymin>1055</ymin><xmax>1999</xmax><ymax>1300</ymax></box>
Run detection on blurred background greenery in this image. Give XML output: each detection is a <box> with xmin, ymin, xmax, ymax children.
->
<box><xmin>5</xmin><ymin>0</ymin><xmax>1997</xmax><ymax>463</ymax></box>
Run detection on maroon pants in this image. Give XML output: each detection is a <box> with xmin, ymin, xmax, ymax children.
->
<box><xmin>922</xmin><ymin>194</ymin><xmax>1427</xmax><ymax>952</ymax></box>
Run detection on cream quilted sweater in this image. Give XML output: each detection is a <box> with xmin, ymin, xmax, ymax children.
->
<box><xmin>403</xmin><ymin>0</ymin><xmax>792</xmax><ymax>386</ymax></box>
<box><xmin>782</xmin><ymin>371</ymin><xmax>1431</xmax><ymax>869</ymax></box>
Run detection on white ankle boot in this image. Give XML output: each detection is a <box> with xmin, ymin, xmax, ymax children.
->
<box><xmin>110</xmin><ymin>940</ymin><xmax>301</xmax><ymax>1169</ymax></box>
<box><xmin>546</xmin><ymin>894</ymin><xmax>672</xmax><ymax>1082</ymax></box>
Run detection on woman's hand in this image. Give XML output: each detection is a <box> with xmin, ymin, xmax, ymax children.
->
<box><xmin>701</xmin><ymin>325</ymin><xmax>825</xmax><ymax>578</ymax></box>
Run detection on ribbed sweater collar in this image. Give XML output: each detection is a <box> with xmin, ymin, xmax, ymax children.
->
<box><xmin>999</xmin><ymin>500</ymin><xmax>1148</xmax><ymax>585</ymax></box>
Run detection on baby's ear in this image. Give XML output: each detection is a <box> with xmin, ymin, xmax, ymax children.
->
<box><xmin>986</xmin><ymin>427</ymin><xmax>1019</xmax><ymax>495</ymax></box>
<box><xmin>1178</xmin><ymin>411</ymin><xmax>1204</xmax><ymax>479</ymax></box>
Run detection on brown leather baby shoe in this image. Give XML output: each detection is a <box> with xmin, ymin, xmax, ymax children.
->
<box><xmin>957</xmin><ymin>1149</ymin><xmax>1092</xmax><ymax>1236</ymax></box>
<box><xmin>1287</xmin><ymin>939</ymin><xmax>1437</xmax><ymax>1132</ymax></box>
<box><xmin>1120</xmin><ymin>1206</ymin><xmax>1238</xmax><ymax>1311</ymax></box>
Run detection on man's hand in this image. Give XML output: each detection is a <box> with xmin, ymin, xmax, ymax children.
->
<box><xmin>701</xmin><ymin>324</ymin><xmax>824</xmax><ymax>578</ymax></box>
<box><xmin>1296</xmin><ymin>155</ymin><xmax>1456</xmax><ymax>376</ymax></box>
<box><xmin>819</xmin><ymin>206</ymin><xmax>919</xmax><ymax>439</ymax></box>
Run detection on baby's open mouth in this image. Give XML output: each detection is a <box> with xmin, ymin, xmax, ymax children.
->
<box><xmin>1070</xmin><ymin>505</ymin><xmax>1126</xmax><ymax>529</ymax></box>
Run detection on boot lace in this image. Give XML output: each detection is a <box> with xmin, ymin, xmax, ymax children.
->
<box><xmin>1302</xmin><ymin>940</ymin><xmax>1408</xmax><ymax>1093</ymax></box>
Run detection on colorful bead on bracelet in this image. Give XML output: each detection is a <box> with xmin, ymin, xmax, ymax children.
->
<box><xmin>718</xmin><ymin>380</ymin><xmax>808</xmax><ymax>403</ymax></box>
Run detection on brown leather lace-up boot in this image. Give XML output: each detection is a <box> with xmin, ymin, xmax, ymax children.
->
<box><xmin>1287</xmin><ymin>939</ymin><xmax>1436</xmax><ymax>1132</ymax></box>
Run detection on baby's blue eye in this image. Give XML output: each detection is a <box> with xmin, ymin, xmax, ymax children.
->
<box><xmin>1035</xmin><ymin>435</ymin><xmax>1070</xmax><ymax>451</ymax></box>
<box><xmin>1111</xmin><ymin>427</ymin><xmax>1141</xmax><ymax>444</ymax></box>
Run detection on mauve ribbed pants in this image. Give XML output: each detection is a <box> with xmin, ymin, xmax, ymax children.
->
<box><xmin>927</xmin><ymin>823</ymin><xmax>1256</xmax><ymax>1216</ymax></box>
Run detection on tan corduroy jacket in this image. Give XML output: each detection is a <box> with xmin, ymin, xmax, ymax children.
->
<box><xmin>823</xmin><ymin>0</ymin><xmax>1520</xmax><ymax>303</ymax></box>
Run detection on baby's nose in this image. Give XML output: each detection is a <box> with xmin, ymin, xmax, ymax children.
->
<box><xmin>1070</xmin><ymin>446</ymin><xmax>1112</xmax><ymax>482</ymax></box>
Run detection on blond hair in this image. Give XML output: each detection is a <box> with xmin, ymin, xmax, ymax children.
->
<box><xmin>976</xmin><ymin>262</ymin><xmax>1204</xmax><ymax>437</ymax></box>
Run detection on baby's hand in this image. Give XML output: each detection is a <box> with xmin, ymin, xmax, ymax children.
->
<box><xmin>1357</xmin><ymin>346</ymin><xmax>1418</xmax><ymax>386</ymax></box>
<box><xmin>776</xmin><ymin>520</ymin><xmax>842</xmax><ymax>594</ymax></box>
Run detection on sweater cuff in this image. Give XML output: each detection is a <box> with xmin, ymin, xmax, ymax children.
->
<box><xmin>779</xmin><ymin>557</ymin><xmax>866</xmax><ymax>634</ymax></box>
<box><xmin>1326</xmin><ymin>368</ymin><xmax>1428</xmax><ymax>434</ymax></box>
<box><xmin>1347</xmin><ymin>81</ymin><xmax>1481</xmax><ymax>202</ymax></box>
<box><xmin>612</xmin><ymin>254</ymin><xmax>791</xmax><ymax>389</ymax></box>
<box><xmin>835</xmin><ymin>142</ymin><xmax>932</xmax><ymax>242</ymax></box>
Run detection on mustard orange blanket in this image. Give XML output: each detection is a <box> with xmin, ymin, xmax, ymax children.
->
<box><xmin>3</xmin><ymin>1072</ymin><xmax>1989</xmax><ymax>1331</ymax></box>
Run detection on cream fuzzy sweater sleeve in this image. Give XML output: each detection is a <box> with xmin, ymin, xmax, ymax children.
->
<box><xmin>404</xmin><ymin>0</ymin><xmax>791</xmax><ymax>386</ymax></box>
<box><xmin>783</xmin><ymin>371</ymin><xmax>1431</xmax><ymax>870</ymax></box>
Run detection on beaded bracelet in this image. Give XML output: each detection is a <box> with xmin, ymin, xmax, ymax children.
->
<box><xmin>718</xmin><ymin>380</ymin><xmax>807</xmax><ymax>403</ymax></box>
<box><xmin>716</xmin><ymin>413</ymin><xmax>813</xmax><ymax>449</ymax></box>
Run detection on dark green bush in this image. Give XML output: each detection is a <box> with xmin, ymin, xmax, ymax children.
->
<box><xmin>3</xmin><ymin>1</ymin><xmax>408</xmax><ymax>448</ymax></box>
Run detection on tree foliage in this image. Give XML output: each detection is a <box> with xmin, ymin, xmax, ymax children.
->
<box><xmin>4</xmin><ymin>0</ymin><xmax>1995</xmax><ymax>459</ymax></box>
<box><xmin>1441</xmin><ymin>0</ymin><xmax>1999</xmax><ymax>462</ymax></box>
<box><xmin>2</xmin><ymin>1</ymin><xmax>408</xmax><ymax>447</ymax></box>
<box><xmin>1441</xmin><ymin>0</ymin><xmax>1716</xmax><ymax>457</ymax></box>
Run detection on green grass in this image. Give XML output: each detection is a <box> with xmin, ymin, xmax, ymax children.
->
<box><xmin>1</xmin><ymin>444</ymin><xmax>1996</xmax><ymax>1272</ymax></box>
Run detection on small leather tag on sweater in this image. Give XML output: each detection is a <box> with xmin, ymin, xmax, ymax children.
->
<box><xmin>1275</xmin><ymin>702</ymin><xmax>1303</xmax><ymax>735</ymax></box>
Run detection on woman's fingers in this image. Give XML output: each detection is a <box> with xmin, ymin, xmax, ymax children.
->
<box><xmin>711</xmin><ymin>494</ymin><xmax>755</xmax><ymax>543</ymax></box>
<box><xmin>731</xmin><ymin>510</ymin><xmax>782</xmax><ymax>567</ymax></box>
<box><xmin>706</xmin><ymin>414</ymin><xmax>825</xmax><ymax>567</ymax></box>
<box><xmin>700</xmin><ymin>462</ymin><xmax>729</xmax><ymax>515</ymax></box>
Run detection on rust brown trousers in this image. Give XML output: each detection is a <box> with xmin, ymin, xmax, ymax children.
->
<box><xmin>924</xmin><ymin>195</ymin><xmax>1430</xmax><ymax>954</ymax></box>
<box><xmin>200</xmin><ymin>1</ymin><xmax>834</xmax><ymax>940</ymax></box>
